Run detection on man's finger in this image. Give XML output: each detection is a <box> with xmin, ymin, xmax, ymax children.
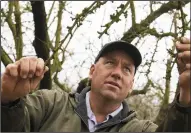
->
<box><xmin>176</xmin><ymin>42</ymin><xmax>190</xmax><ymax>52</ymax></box>
<box><xmin>28</xmin><ymin>57</ymin><xmax>38</xmax><ymax>78</ymax></box>
<box><xmin>178</xmin><ymin>51</ymin><xmax>191</xmax><ymax>63</ymax></box>
<box><xmin>30</xmin><ymin>66</ymin><xmax>48</xmax><ymax>90</ymax></box>
<box><xmin>5</xmin><ymin>64</ymin><xmax>19</xmax><ymax>77</ymax></box>
<box><xmin>186</xmin><ymin>64</ymin><xmax>191</xmax><ymax>70</ymax></box>
<box><xmin>35</xmin><ymin>58</ymin><xmax>45</xmax><ymax>77</ymax></box>
<box><xmin>177</xmin><ymin>57</ymin><xmax>185</xmax><ymax>74</ymax></box>
<box><xmin>19</xmin><ymin>57</ymin><xmax>30</xmax><ymax>79</ymax></box>
<box><xmin>181</xmin><ymin>37</ymin><xmax>190</xmax><ymax>44</ymax></box>
<box><xmin>31</xmin><ymin>72</ymin><xmax>45</xmax><ymax>89</ymax></box>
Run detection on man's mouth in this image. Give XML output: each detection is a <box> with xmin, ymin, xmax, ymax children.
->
<box><xmin>104</xmin><ymin>81</ymin><xmax>121</xmax><ymax>89</ymax></box>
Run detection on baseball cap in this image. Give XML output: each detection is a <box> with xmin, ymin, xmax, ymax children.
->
<box><xmin>94</xmin><ymin>40</ymin><xmax>142</xmax><ymax>69</ymax></box>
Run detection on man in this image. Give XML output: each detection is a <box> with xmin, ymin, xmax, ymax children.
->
<box><xmin>1</xmin><ymin>37</ymin><xmax>191</xmax><ymax>132</ymax></box>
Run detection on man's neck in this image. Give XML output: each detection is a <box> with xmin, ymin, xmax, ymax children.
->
<box><xmin>89</xmin><ymin>91</ymin><xmax>121</xmax><ymax>123</ymax></box>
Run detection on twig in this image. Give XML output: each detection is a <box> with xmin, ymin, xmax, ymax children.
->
<box><xmin>44</xmin><ymin>1</ymin><xmax>107</xmax><ymax>67</ymax></box>
<box><xmin>171</xmin><ymin>1</ymin><xmax>186</xmax><ymax>69</ymax></box>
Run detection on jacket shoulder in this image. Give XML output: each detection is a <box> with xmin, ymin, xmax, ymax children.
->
<box><xmin>119</xmin><ymin>118</ymin><xmax>158</xmax><ymax>132</ymax></box>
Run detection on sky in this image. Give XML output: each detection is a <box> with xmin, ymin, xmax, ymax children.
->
<box><xmin>1</xmin><ymin>1</ymin><xmax>190</xmax><ymax>101</ymax></box>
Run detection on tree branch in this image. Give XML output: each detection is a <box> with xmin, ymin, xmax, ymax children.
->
<box><xmin>52</xmin><ymin>1</ymin><xmax>66</xmax><ymax>74</ymax></box>
<box><xmin>3</xmin><ymin>2</ymin><xmax>17</xmax><ymax>46</ymax></box>
<box><xmin>45</xmin><ymin>1</ymin><xmax>107</xmax><ymax>66</ymax></box>
<box><xmin>144</xmin><ymin>39</ymin><xmax>159</xmax><ymax>77</ymax></box>
<box><xmin>98</xmin><ymin>1</ymin><xmax>130</xmax><ymax>38</ymax></box>
<box><xmin>46</xmin><ymin>1</ymin><xmax>56</xmax><ymax>23</ymax></box>
<box><xmin>121</xmin><ymin>1</ymin><xmax>189</xmax><ymax>42</ymax></box>
<box><xmin>149</xmin><ymin>1</ymin><xmax>153</xmax><ymax>14</ymax></box>
<box><xmin>130</xmin><ymin>1</ymin><xmax>136</xmax><ymax>26</ymax></box>
<box><xmin>130</xmin><ymin>79</ymin><xmax>152</xmax><ymax>96</ymax></box>
<box><xmin>53</xmin><ymin>72</ymin><xmax>71</xmax><ymax>92</ymax></box>
<box><xmin>143</xmin><ymin>28</ymin><xmax>178</xmax><ymax>38</ymax></box>
<box><xmin>14</xmin><ymin>1</ymin><xmax>23</xmax><ymax>60</ymax></box>
<box><xmin>0</xmin><ymin>45</ymin><xmax>13</xmax><ymax>66</ymax></box>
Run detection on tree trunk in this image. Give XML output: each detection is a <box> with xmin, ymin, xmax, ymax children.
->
<box><xmin>31</xmin><ymin>1</ymin><xmax>51</xmax><ymax>89</ymax></box>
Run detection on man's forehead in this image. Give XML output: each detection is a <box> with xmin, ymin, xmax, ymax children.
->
<box><xmin>101</xmin><ymin>50</ymin><xmax>135</xmax><ymax>64</ymax></box>
<box><xmin>103</xmin><ymin>50</ymin><xmax>133</xmax><ymax>59</ymax></box>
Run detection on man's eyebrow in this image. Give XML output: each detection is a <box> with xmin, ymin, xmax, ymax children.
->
<box><xmin>104</xmin><ymin>56</ymin><xmax>134</xmax><ymax>67</ymax></box>
<box><xmin>123</xmin><ymin>63</ymin><xmax>134</xmax><ymax>68</ymax></box>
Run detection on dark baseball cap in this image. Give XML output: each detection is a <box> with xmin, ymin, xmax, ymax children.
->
<box><xmin>94</xmin><ymin>40</ymin><xmax>142</xmax><ymax>69</ymax></box>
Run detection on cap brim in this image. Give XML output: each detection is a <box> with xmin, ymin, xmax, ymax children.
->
<box><xmin>94</xmin><ymin>41</ymin><xmax>142</xmax><ymax>68</ymax></box>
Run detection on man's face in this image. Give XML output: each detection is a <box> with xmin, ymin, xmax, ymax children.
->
<box><xmin>89</xmin><ymin>50</ymin><xmax>135</xmax><ymax>103</ymax></box>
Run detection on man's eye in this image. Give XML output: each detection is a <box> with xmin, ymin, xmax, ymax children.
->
<box><xmin>124</xmin><ymin>67</ymin><xmax>131</xmax><ymax>73</ymax></box>
<box><xmin>106</xmin><ymin>60</ymin><xmax>114</xmax><ymax>64</ymax></box>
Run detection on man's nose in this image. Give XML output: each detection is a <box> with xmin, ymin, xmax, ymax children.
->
<box><xmin>111</xmin><ymin>65</ymin><xmax>122</xmax><ymax>80</ymax></box>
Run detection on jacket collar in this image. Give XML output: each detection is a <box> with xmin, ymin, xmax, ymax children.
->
<box><xmin>74</xmin><ymin>87</ymin><xmax>90</xmax><ymax>128</ymax></box>
<box><xmin>74</xmin><ymin>86</ymin><xmax>136</xmax><ymax>131</ymax></box>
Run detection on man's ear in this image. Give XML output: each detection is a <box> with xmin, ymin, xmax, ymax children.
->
<box><xmin>89</xmin><ymin>64</ymin><xmax>95</xmax><ymax>80</ymax></box>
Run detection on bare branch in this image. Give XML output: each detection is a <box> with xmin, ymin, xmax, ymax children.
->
<box><xmin>154</xmin><ymin>8</ymin><xmax>180</xmax><ymax>125</ymax></box>
<box><xmin>130</xmin><ymin>1</ymin><xmax>136</xmax><ymax>26</ymax></box>
<box><xmin>98</xmin><ymin>1</ymin><xmax>130</xmax><ymax>38</ymax></box>
<box><xmin>130</xmin><ymin>79</ymin><xmax>152</xmax><ymax>96</ymax></box>
<box><xmin>143</xmin><ymin>28</ymin><xmax>178</xmax><ymax>38</ymax></box>
<box><xmin>59</xmin><ymin>1</ymin><xmax>96</xmax><ymax>45</ymax></box>
<box><xmin>46</xmin><ymin>1</ymin><xmax>56</xmax><ymax>23</ymax></box>
<box><xmin>0</xmin><ymin>45</ymin><xmax>13</xmax><ymax>66</ymax></box>
<box><xmin>51</xmin><ymin>1</ymin><xmax>66</xmax><ymax>74</ymax></box>
<box><xmin>45</xmin><ymin>1</ymin><xmax>107</xmax><ymax>66</ymax></box>
<box><xmin>178</xmin><ymin>1</ymin><xmax>187</xmax><ymax>37</ymax></box>
<box><xmin>121</xmin><ymin>1</ymin><xmax>189</xmax><ymax>42</ymax></box>
<box><xmin>153</xmin><ymin>81</ymin><xmax>165</xmax><ymax>96</ymax></box>
<box><xmin>55</xmin><ymin>1</ymin><xmax>65</xmax><ymax>48</ymax></box>
<box><xmin>149</xmin><ymin>1</ymin><xmax>153</xmax><ymax>13</ymax></box>
<box><xmin>14</xmin><ymin>1</ymin><xmax>23</xmax><ymax>60</ymax></box>
<box><xmin>53</xmin><ymin>72</ymin><xmax>71</xmax><ymax>92</ymax></box>
<box><xmin>144</xmin><ymin>39</ymin><xmax>159</xmax><ymax>77</ymax></box>
<box><xmin>3</xmin><ymin>2</ymin><xmax>17</xmax><ymax>44</ymax></box>
<box><xmin>48</xmin><ymin>13</ymin><xmax>57</xmax><ymax>30</ymax></box>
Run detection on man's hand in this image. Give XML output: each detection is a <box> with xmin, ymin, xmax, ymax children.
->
<box><xmin>1</xmin><ymin>57</ymin><xmax>49</xmax><ymax>104</ymax></box>
<box><xmin>176</xmin><ymin>37</ymin><xmax>191</xmax><ymax>105</ymax></box>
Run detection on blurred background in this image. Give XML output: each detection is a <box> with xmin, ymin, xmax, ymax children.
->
<box><xmin>1</xmin><ymin>1</ymin><xmax>190</xmax><ymax>124</ymax></box>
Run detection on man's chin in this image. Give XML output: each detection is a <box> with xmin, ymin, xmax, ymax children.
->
<box><xmin>101</xmin><ymin>90</ymin><xmax>118</xmax><ymax>101</ymax></box>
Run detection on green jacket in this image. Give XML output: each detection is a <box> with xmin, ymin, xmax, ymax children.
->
<box><xmin>1</xmin><ymin>87</ymin><xmax>191</xmax><ymax>132</ymax></box>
